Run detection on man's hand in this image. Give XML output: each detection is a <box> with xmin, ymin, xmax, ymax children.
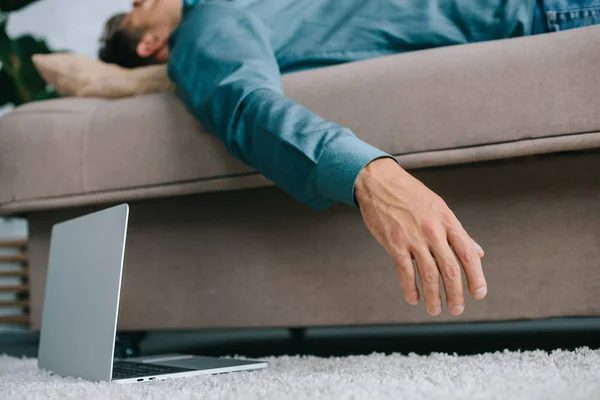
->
<box><xmin>354</xmin><ymin>158</ymin><xmax>486</xmax><ymax>316</ymax></box>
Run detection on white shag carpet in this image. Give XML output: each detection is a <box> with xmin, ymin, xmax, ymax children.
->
<box><xmin>1</xmin><ymin>348</ymin><xmax>600</xmax><ymax>400</ymax></box>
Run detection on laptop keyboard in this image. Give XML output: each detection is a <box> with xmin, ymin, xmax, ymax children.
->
<box><xmin>112</xmin><ymin>361</ymin><xmax>192</xmax><ymax>380</ymax></box>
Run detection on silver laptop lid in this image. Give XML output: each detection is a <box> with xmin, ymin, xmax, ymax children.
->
<box><xmin>38</xmin><ymin>204</ymin><xmax>129</xmax><ymax>382</ymax></box>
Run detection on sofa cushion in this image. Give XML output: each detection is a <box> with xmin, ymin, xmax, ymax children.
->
<box><xmin>2</xmin><ymin>26</ymin><xmax>600</xmax><ymax>214</ymax></box>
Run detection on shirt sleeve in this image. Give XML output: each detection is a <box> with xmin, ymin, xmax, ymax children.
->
<box><xmin>168</xmin><ymin>2</ymin><xmax>393</xmax><ymax>210</ymax></box>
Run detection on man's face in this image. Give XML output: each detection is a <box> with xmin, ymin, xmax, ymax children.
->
<box><xmin>123</xmin><ymin>0</ymin><xmax>181</xmax><ymax>63</ymax></box>
<box><xmin>125</xmin><ymin>0</ymin><xmax>161</xmax><ymax>32</ymax></box>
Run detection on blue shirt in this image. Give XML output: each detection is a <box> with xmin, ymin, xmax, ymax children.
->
<box><xmin>168</xmin><ymin>0</ymin><xmax>535</xmax><ymax>209</ymax></box>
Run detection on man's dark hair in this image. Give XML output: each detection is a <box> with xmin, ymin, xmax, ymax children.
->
<box><xmin>98</xmin><ymin>13</ymin><xmax>158</xmax><ymax>69</ymax></box>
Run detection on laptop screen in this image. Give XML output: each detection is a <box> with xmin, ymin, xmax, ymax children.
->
<box><xmin>37</xmin><ymin>204</ymin><xmax>129</xmax><ymax>382</ymax></box>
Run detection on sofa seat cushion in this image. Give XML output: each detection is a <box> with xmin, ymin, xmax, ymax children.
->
<box><xmin>2</xmin><ymin>26</ymin><xmax>600</xmax><ymax>214</ymax></box>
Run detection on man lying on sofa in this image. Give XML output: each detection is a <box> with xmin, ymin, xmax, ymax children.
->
<box><xmin>98</xmin><ymin>0</ymin><xmax>594</xmax><ymax>318</ymax></box>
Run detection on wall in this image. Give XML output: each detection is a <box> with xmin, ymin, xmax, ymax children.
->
<box><xmin>7</xmin><ymin>0</ymin><xmax>128</xmax><ymax>58</ymax></box>
<box><xmin>0</xmin><ymin>219</ymin><xmax>27</xmax><ymax>240</ymax></box>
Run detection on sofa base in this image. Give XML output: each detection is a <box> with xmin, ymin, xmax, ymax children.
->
<box><xmin>27</xmin><ymin>151</ymin><xmax>600</xmax><ymax>331</ymax></box>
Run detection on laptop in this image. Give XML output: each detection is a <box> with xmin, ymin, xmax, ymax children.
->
<box><xmin>37</xmin><ymin>204</ymin><xmax>267</xmax><ymax>383</ymax></box>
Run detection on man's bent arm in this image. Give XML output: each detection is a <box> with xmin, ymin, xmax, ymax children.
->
<box><xmin>168</xmin><ymin>2</ymin><xmax>392</xmax><ymax>209</ymax></box>
<box><xmin>168</xmin><ymin>2</ymin><xmax>487</xmax><ymax>316</ymax></box>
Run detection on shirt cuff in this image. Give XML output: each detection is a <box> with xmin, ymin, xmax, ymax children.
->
<box><xmin>313</xmin><ymin>134</ymin><xmax>396</xmax><ymax>208</ymax></box>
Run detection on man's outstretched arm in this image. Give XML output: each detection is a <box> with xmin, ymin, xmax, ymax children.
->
<box><xmin>168</xmin><ymin>2</ymin><xmax>487</xmax><ymax>316</ymax></box>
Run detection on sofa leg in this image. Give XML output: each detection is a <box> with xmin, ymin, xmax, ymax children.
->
<box><xmin>114</xmin><ymin>331</ymin><xmax>148</xmax><ymax>359</ymax></box>
<box><xmin>289</xmin><ymin>328</ymin><xmax>307</xmax><ymax>353</ymax></box>
<box><xmin>289</xmin><ymin>327</ymin><xmax>307</xmax><ymax>340</ymax></box>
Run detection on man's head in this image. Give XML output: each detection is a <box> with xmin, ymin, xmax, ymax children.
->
<box><xmin>99</xmin><ymin>0</ymin><xmax>182</xmax><ymax>68</ymax></box>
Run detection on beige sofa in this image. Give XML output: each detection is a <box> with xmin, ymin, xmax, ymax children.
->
<box><xmin>1</xmin><ymin>26</ymin><xmax>600</xmax><ymax>332</ymax></box>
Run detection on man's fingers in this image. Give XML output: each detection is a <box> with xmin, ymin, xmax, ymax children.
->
<box><xmin>449</xmin><ymin>230</ymin><xmax>487</xmax><ymax>300</ymax></box>
<box><xmin>394</xmin><ymin>253</ymin><xmax>420</xmax><ymax>306</ymax></box>
<box><xmin>474</xmin><ymin>241</ymin><xmax>485</xmax><ymax>258</ymax></box>
<box><xmin>413</xmin><ymin>250</ymin><xmax>442</xmax><ymax>316</ymax></box>
<box><xmin>430</xmin><ymin>243</ymin><xmax>465</xmax><ymax>316</ymax></box>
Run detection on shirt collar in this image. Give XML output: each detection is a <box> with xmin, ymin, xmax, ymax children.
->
<box><xmin>171</xmin><ymin>0</ymin><xmax>198</xmax><ymax>49</ymax></box>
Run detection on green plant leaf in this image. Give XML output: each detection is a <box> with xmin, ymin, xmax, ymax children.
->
<box><xmin>0</xmin><ymin>11</ymin><xmax>7</xmax><ymax>38</ymax></box>
<box><xmin>0</xmin><ymin>0</ymin><xmax>41</xmax><ymax>12</ymax></box>
<box><xmin>0</xmin><ymin>33</ymin><xmax>57</xmax><ymax>105</ymax></box>
<box><xmin>0</xmin><ymin>68</ymin><xmax>18</xmax><ymax>106</ymax></box>
<box><xmin>0</xmin><ymin>1</ymin><xmax>59</xmax><ymax>107</ymax></box>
